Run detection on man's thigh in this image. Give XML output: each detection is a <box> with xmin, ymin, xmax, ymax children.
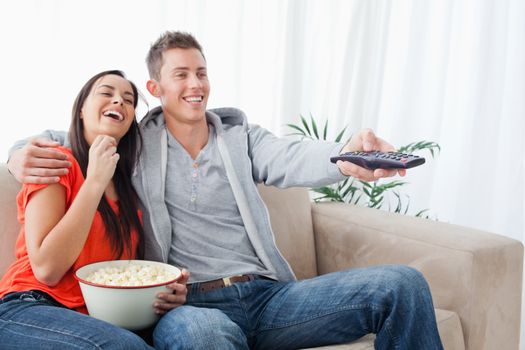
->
<box><xmin>153</xmin><ymin>305</ymin><xmax>249</xmax><ymax>350</ymax></box>
<box><xmin>252</xmin><ymin>267</ymin><xmax>406</xmax><ymax>349</ymax></box>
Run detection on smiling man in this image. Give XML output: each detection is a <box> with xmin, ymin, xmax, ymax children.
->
<box><xmin>146</xmin><ymin>44</ymin><xmax>211</xmax><ymax>160</ymax></box>
<box><xmin>7</xmin><ymin>31</ymin><xmax>443</xmax><ymax>350</ymax></box>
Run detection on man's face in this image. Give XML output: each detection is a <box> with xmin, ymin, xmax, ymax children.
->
<box><xmin>149</xmin><ymin>48</ymin><xmax>210</xmax><ymax>126</ymax></box>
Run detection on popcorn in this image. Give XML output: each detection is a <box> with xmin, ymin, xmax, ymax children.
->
<box><xmin>84</xmin><ymin>263</ymin><xmax>178</xmax><ymax>286</ymax></box>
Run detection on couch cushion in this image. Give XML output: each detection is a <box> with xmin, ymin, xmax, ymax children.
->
<box><xmin>0</xmin><ymin>164</ymin><xmax>21</xmax><ymax>277</ymax></box>
<box><xmin>257</xmin><ymin>185</ymin><xmax>317</xmax><ymax>279</ymax></box>
<box><xmin>301</xmin><ymin>308</ymin><xmax>464</xmax><ymax>350</ymax></box>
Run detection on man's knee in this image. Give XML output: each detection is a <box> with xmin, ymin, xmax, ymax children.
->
<box><xmin>378</xmin><ymin>265</ymin><xmax>434</xmax><ymax>309</ymax></box>
<box><xmin>383</xmin><ymin>265</ymin><xmax>429</xmax><ymax>291</ymax></box>
<box><xmin>153</xmin><ymin>306</ymin><xmax>247</xmax><ymax>350</ymax></box>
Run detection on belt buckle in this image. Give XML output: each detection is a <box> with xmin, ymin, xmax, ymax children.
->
<box><xmin>222</xmin><ymin>275</ymin><xmax>242</xmax><ymax>287</ymax></box>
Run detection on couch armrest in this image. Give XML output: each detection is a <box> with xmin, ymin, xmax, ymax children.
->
<box><xmin>312</xmin><ymin>202</ymin><xmax>523</xmax><ymax>350</ymax></box>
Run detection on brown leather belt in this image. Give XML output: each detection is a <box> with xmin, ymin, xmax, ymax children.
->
<box><xmin>195</xmin><ymin>274</ymin><xmax>257</xmax><ymax>293</ymax></box>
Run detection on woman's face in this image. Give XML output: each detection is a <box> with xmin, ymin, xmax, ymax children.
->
<box><xmin>81</xmin><ymin>74</ymin><xmax>136</xmax><ymax>145</ymax></box>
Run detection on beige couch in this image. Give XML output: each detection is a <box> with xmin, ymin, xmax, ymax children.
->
<box><xmin>0</xmin><ymin>163</ymin><xmax>523</xmax><ymax>349</ymax></box>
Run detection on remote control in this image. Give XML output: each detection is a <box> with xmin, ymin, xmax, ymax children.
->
<box><xmin>330</xmin><ymin>151</ymin><xmax>425</xmax><ymax>170</ymax></box>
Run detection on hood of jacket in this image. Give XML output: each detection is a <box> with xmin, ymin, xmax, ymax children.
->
<box><xmin>139</xmin><ymin>106</ymin><xmax>248</xmax><ymax>134</ymax></box>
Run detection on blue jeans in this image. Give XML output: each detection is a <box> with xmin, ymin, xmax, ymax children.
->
<box><xmin>153</xmin><ymin>265</ymin><xmax>444</xmax><ymax>350</ymax></box>
<box><xmin>0</xmin><ymin>290</ymin><xmax>154</xmax><ymax>350</ymax></box>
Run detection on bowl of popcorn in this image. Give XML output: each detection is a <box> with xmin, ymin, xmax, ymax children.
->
<box><xmin>75</xmin><ymin>260</ymin><xmax>181</xmax><ymax>330</ymax></box>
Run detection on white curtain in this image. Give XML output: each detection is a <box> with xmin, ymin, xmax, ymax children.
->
<box><xmin>275</xmin><ymin>0</ymin><xmax>525</xmax><ymax>243</ymax></box>
<box><xmin>0</xmin><ymin>0</ymin><xmax>524</xmax><ymax>344</ymax></box>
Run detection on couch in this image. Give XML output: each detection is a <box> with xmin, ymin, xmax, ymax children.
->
<box><xmin>0</xmin><ymin>162</ymin><xmax>523</xmax><ymax>349</ymax></box>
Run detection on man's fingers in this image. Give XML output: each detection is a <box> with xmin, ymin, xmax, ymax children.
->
<box><xmin>30</xmin><ymin>138</ymin><xmax>61</xmax><ymax>148</ymax></box>
<box><xmin>153</xmin><ymin>303</ymin><xmax>179</xmax><ymax>315</ymax></box>
<box><xmin>156</xmin><ymin>275</ymin><xmax>188</xmax><ymax>309</ymax></box>
<box><xmin>176</xmin><ymin>269</ymin><xmax>190</xmax><ymax>285</ymax></box>
<box><xmin>161</xmin><ymin>281</ymin><xmax>188</xmax><ymax>297</ymax></box>
<box><xmin>154</xmin><ymin>290</ymin><xmax>186</xmax><ymax>314</ymax></box>
<box><xmin>26</xmin><ymin>166</ymin><xmax>69</xmax><ymax>178</ymax></box>
<box><xmin>156</xmin><ymin>292</ymin><xmax>186</xmax><ymax>303</ymax></box>
<box><xmin>25</xmin><ymin>157</ymin><xmax>71</xmax><ymax>170</ymax></box>
<box><xmin>21</xmin><ymin>175</ymin><xmax>60</xmax><ymax>184</ymax></box>
<box><xmin>154</xmin><ymin>301</ymin><xmax>183</xmax><ymax>311</ymax></box>
<box><xmin>155</xmin><ymin>294</ymin><xmax>186</xmax><ymax>306</ymax></box>
<box><xmin>27</xmin><ymin>145</ymin><xmax>69</xmax><ymax>161</ymax></box>
<box><xmin>337</xmin><ymin>161</ymin><xmax>377</xmax><ymax>181</ymax></box>
<box><xmin>337</xmin><ymin>161</ymin><xmax>405</xmax><ymax>181</ymax></box>
<box><xmin>355</xmin><ymin>128</ymin><xmax>375</xmax><ymax>151</ymax></box>
<box><xmin>373</xmin><ymin>169</ymin><xmax>397</xmax><ymax>179</ymax></box>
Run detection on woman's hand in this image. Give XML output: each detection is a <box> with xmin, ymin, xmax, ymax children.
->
<box><xmin>86</xmin><ymin>135</ymin><xmax>119</xmax><ymax>190</ymax></box>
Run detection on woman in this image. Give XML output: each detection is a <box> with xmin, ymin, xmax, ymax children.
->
<box><xmin>0</xmin><ymin>70</ymin><xmax>154</xmax><ymax>349</ymax></box>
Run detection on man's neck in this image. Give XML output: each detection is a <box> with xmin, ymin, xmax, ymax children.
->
<box><xmin>165</xmin><ymin>117</ymin><xmax>209</xmax><ymax>160</ymax></box>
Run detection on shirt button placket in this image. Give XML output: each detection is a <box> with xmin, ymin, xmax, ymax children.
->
<box><xmin>190</xmin><ymin>161</ymin><xmax>199</xmax><ymax>207</ymax></box>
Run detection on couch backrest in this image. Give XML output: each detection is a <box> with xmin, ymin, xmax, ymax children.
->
<box><xmin>0</xmin><ymin>163</ymin><xmax>318</xmax><ymax>280</ymax></box>
<box><xmin>0</xmin><ymin>163</ymin><xmax>20</xmax><ymax>277</ymax></box>
<box><xmin>256</xmin><ymin>184</ymin><xmax>317</xmax><ymax>279</ymax></box>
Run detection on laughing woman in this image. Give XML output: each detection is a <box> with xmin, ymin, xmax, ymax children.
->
<box><xmin>0</xmin><ymin>70</ymin><xmax>154</xmax><ymax>349</ymax></box>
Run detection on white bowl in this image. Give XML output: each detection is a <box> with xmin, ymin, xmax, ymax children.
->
<box><xmin>75</xmin><ymin>260</ymin><xmax>181</xmax><ymax>330</ymax></box>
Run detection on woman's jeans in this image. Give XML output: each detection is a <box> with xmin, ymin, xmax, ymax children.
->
<box><xmin>154</xmin><ymin>265</ymin><xmax>444</xmax><ymax>350</ymax></box>
<box><xmin>0</xmin><ymin>290</ymin><xmax>153</xmax><ymax>350</ymax></box>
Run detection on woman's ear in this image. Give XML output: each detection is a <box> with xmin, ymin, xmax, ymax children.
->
<box><xmin>146</xmin><ymin>79</ymin><xmax>161</xmax><ymax>98</ymax></box>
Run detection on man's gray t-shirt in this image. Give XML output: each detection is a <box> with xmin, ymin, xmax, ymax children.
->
<box><xmin>165</xmin><ymin>124</ymin><xmax>274</xmax><ymax>283</ymax></box>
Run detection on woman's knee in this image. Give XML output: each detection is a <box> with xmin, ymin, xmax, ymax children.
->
<box><xmin>0</xmin><ymin>315</ymin><xmax>150</xmax><ymax>350</ymax></box>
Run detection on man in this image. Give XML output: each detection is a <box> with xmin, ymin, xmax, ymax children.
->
<box><xmin>8</xmin><ymin>31</ymin><xmax>443</xmax><ymax>349</ymax></box>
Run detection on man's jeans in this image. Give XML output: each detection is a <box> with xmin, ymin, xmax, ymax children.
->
<box><xmin>0</xmin><ymin>290</ymin><xmax>154</xmax><ymax>350</ymax></box>
<box><xmin>154</xmin><ymin>265</ymin><xmax>444</xmax><ymax>350</ymax></box>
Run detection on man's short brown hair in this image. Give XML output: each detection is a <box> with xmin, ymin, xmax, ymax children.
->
<box><xmin>146</xmin><ymin>31</ymin><xmax>205</xmax><ymax>80</ymax></box>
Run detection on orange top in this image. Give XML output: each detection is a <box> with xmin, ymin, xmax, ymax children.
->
<box><xmin>0</xmin><ymin>147</ymin><xmax>140</xmax><ymax>313</ymax></box>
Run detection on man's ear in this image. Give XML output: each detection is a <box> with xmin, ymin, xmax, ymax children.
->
<box><xmin>146</xmin><ymin>79</ymin><xmax>161</xmax><ymax>97</ymax></box>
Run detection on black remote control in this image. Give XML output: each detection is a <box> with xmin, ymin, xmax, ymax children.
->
<box><xmin>330</xmin><ymin>151</ymin><xmax>425</xmax><ymax>170</ymax></box>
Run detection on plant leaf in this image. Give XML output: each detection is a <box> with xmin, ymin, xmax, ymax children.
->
<box><xmin>300</xmin><ymin>115</ymin><xmax>311</xmax><ymax>136</ymax></box>
<box><xmin>415</xmin><ymin>209</ymin><xmax>429</xmax><ymax>217</ymax></box>
<box><xmin>285</xmin><ymin>124</ymin><xmax>307</xmax><ymax>136</ymax></box>
<box><xmin>310</xmin><ymin>113</ymin><xmax>319</xmax><ymax>139</ymax></box>
<box><xmin>398</xmin><ymin>140</ymin><xmax>441</xmax><ymax>158</ymax></box>
<box><xmin>335</xmin><ymin>126</ymin><xmax>348</xmax><ymax>143</ymax></box>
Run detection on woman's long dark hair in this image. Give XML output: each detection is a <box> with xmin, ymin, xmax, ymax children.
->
<box><xmin>69</xmin><ymin>70</ymin><xmax>144</xmax><ymax>259</ymax></box>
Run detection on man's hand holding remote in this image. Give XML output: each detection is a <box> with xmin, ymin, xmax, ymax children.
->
<box><xmin>336</xmin><ymin>129</ymin><xmax>406</xmax><ymax>181</ymax></box>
